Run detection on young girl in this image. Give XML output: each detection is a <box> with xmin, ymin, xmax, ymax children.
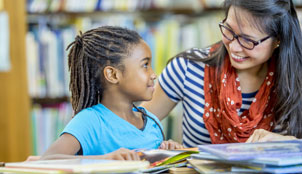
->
<box><xmin>142</xmin><ymin>0</ymin><xmax>301</xmax><ymax>147</ymax></box>
<box><xmin>41</xmin><ymin>26</ymin><xmax>182</xmax><ymax>160</ymax></box>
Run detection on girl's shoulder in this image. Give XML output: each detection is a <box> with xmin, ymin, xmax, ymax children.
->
<box><xmin>74</xmin><ymin>104</ymin><xmax>107</xmax><ymax>119</ymax></box>
<box><xmin>136</xmin><ymin>106</ymin><xmax>159</xmax><ymax>120</ymax></box>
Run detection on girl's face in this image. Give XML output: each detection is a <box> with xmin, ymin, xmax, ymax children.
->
<box><xmin>118</xmin><ymin>40</ymin><xmax>156</xmax><ymax>101</ymax></box>
<box><xmin>222</xmin><ymin>6</ymin><xmax>278</xmax><ymax>73</ymax></box>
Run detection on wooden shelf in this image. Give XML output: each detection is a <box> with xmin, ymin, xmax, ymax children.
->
<box><xmin>31</xmin><ymin>96</ymin><xmax>70</xmax><ymax>105</ymax></box>
<box><xmin>27</xmin><ymin>7</ymin><xmax>223</xmax><ymax>16</ymax></box>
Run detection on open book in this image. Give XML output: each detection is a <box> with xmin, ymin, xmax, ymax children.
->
<box><xmin>138</xmin><ymin>149</ymin><xmax>199</xmax><ymax>173</ymax></box>
<box><xmin>1</xmin><ymin>159</ymin><xmax>149</xmax><ymax>173</ymax></box>
<box><xmin>138</xmin><ymin>149</ymin><xmax>199</xmax><ymax>166</ymax></box>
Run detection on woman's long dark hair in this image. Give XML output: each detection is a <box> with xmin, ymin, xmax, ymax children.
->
<box><xmin>174</xmin><ymin>0</ymin><xmax>302</xmax><ymax>138</ymax></box>
<box><xmin>67</xmin><ymin>26</ymin><xmax>142</xmax><ymax>115</ymax></box>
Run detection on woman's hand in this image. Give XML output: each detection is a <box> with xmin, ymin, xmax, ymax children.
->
<box><xmin>102</xmin><ymin>148</ymin><xmax>140</xmax><ymax>161</ymax></box>
<box><xmin>158</xmin><ymin>140</ymin><xmax>183</xmax><ymax>150</ymax></box>
<box><xmin>246</xmin><ymin>129</ymin><xmax>297</xmax><ymax>143</ymax></box>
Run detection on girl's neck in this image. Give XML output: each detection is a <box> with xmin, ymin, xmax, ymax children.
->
<box><xmin>101</xmin><ymin>91</ymin><xmax>138</xmax><ymax>120</ymax></box>
<box><xmin>101</xmin><ymin>93</ymin><xmax>144</xmax><ymax>129</ymax></box>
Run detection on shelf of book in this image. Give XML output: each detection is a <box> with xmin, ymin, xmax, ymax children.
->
<box><xmin>31</xmin><ymin>97</ymin><xmax>70</xmax><ymax>105</ymax></box>
<box><xmin>27</xmin><ymin>8</ymin><xmax>223</xmax><ymax>16</ymax></box>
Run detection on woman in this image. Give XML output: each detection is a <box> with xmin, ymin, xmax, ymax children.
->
<box><xmin>142</xmin><ymin>0</ymin><xmax>302</xmax><ymax>147</ymax></box>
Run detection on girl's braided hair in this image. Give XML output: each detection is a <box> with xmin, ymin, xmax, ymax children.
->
<box><xmin>66</xmin><ymin>26</ymin><xmax>142</xmax><ymax>115</ymax></box>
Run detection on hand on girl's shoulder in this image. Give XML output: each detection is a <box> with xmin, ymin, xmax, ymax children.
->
<box><xmin>158</xmin><ymin>140</ymin><xmax>183</xmax><ymax>150</ymax></box>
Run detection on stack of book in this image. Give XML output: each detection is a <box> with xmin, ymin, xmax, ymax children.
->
<box><xmin>189</xmin><ymin>139</ymin><xmax>302</xmax><ymax>173</ymax></box>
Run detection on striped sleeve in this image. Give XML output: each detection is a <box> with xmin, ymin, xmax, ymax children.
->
<box><xmin>158</xmin><ymin>57</ymin><xmax>188</xmax><ymax>102</ymax></box>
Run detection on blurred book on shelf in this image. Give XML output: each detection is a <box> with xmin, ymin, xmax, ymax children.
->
<box><xmin>31</xmin><ymin>102</ymin><xmax>73</xmax><ymax>155</ymax></box>
<box><xmin>26</xmin><ymin>26</ymin><xmax>74</xmax><ymax>98</ymax></box>
<box><xmin>26</xmin><ymin>12</ymin><xmax>223</xmax><ymax>82</ymax></box>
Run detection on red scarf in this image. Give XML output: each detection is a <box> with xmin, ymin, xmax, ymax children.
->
<box><xmin>203</xmin><ymin>48</ymin><xmax>276</xmax><ymax>144</ymax></box>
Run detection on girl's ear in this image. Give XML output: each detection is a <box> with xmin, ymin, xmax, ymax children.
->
<box><xmin>103</xmin><ymin>66</ymin><xmax>121</xmax><ymax>84</ymax></box>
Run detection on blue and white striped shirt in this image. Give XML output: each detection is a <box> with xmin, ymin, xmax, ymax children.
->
<box><xmin>158</xmin><ymin>48</ymin><xmax>257</xmax><ymax>147</ymax></box>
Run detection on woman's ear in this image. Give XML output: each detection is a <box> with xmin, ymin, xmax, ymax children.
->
<box><xmin>103</xmin><ymin>66</ymin><xmax>120</xmax><ymax>84</ymax></box>
<box><xmin>275</xmin><ymin>41</ymin><xmax>280</xmax><ymax>48</ymax></box>
<box><xmin>274</xmin><ymin>38</ymin><xmax>280</xmax><ymax>49</ymax></box>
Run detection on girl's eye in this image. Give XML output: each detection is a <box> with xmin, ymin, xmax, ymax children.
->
<box><xmin>144</xmin><ymin>62</ymin><xmax>149</xmax><ymax>68</ymax></box>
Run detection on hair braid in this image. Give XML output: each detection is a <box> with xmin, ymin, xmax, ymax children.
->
<box><xmin>67</xmin><ymin>26</ymin><xmax>142</xmax><ymax>115</ymax></box>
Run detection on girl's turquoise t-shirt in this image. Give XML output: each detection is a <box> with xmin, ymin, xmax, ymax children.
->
<box><xmin>62</xmin><ymin>104</ymin><xmax>163</xmax><ymax>155</ymax></box>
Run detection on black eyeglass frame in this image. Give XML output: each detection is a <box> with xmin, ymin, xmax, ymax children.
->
<box><xmin>218</xmin><ymin>21</ymin><xmax>272</xmax><ymax>50</ymax></box>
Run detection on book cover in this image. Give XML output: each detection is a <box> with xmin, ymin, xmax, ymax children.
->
<box><xmin>3</xmin><ymin>159</ymin><xmax>149</xmax><ymax>173</ymax></box>
<box><xmin>192</xmin><ymin>151</ymin><xmax>302</xmax><ymax>167</ymax></box>
<box><xmin>198</xmin><ymin>139</ymin><xmax>302</xmax><ymax>160</ymax></box>
<box><xmin>187</xmin><ymin>159</ymin><xmax>233</xmax><ymax>174</ymax></box>
<box><xmin>231</xmin><ymin>165</ymin><xmax>302</xmax><ymax>174</ymax></box>
<box><xmin>138</xmin><ymin>149</ymin><xmax>199</xmax><ymax>167</ymax></box>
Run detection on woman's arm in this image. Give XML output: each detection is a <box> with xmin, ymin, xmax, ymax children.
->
<box><xmin>41</xmin><ymin>133</ymin><xmax>140</xmax><ymax>161</ymax></box>
<box><xmin>141</xmin><ymin>82</ymin><xmax>177</xmax><ymax>120</ymax></box>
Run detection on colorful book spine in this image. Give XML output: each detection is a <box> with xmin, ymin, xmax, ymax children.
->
<box><xmin>31</xmin><ymin>103</ymin><xmax>73</xmax><ymax>155</ymax></box>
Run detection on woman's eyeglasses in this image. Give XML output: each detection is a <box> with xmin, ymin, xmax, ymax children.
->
<box><xmin>218</xmin><ymin>21</ymin><xmax>271</xmax><ymax>50</ymax></box>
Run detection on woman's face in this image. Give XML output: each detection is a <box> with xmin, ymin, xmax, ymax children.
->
<box><xmin>222</xmin><ymin>6</ymin><xmax>278</xmax><ymax>73</ymax></box>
